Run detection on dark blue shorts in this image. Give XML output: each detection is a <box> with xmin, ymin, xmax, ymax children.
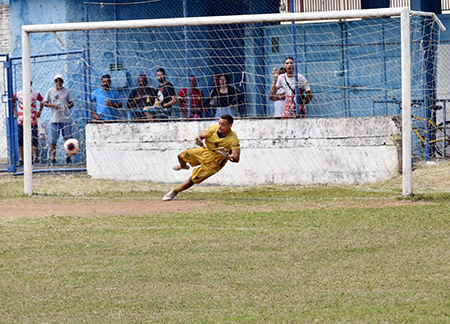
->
<box><xmin>49</xmin><ymin>122</ymin><xmax>73</xmax><ymax>145</ymax></box>
<box><xmin>18</xmin><ymin>124</ymin><xmax>38</xmax><ymax>147</ymax></box>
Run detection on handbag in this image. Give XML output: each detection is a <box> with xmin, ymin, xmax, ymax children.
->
<box><xmin>283</xmin><ymin>93</ymin><xmax>296</xmax><ymax>118</ymax></box>
<box><xmin>283</xmin><ymin>75</ymin><xmax>306</xmax><ymax>119</ymax></box>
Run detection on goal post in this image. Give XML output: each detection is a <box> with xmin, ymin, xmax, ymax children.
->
<box><xmin>20</xmin><ymin>7</ymin><xmax>444</xmax><ymax>197</ymax></box>
<box><xmin>401</xmin><ymin>7</ymin><xmax>412</xmax><ymax>198</ymax></box>
<box><xmin>21</xmin><ymin>28</ymin><xmax>32</xmax><ymax>195</ymax></box>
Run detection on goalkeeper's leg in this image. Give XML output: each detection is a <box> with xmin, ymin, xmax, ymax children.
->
<box><xmin>163</xmin><ymin>177</ymin><xmax>195</xmax><ymax>201</ymax></box>
<box><xmin>173</xmin><ymin>148</ymin><xmax>203</xmax><ymax>171</ymax></box>
<box><xmin>163</xmin><ymin>164</ymin><xmax>222</xmax><ymax>201</ymax></box>
<box><xmin>172</xmin><ymin>153</ymin><xmax>190</xmax><ymax>171</ymax></box>
<box><xmin>164</xmin><ymin>148</ymin><xmax>221</xmax><ymax>201</ymax></box>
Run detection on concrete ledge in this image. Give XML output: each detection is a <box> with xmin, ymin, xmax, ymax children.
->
<box><xmin>86</xmin><ymin>116</ymin><xmax>400</xmax><ymax>185</ymax></box>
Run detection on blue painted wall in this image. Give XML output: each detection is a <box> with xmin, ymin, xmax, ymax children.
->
<box><xmin>6</xmin><ymin>0</ymin><xmax>447</xmax><ymax>164</ymax></box>
<box><xmin>8</xmin><ymin>0</ymin><xmax>445</xmax><ymax>120</ymax></box>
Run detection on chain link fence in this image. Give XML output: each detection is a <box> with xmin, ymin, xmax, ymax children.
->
<box><xmin>9</xmin><ymin>51</ymin><xmax>87</xmax><ymax>169</ymax></box>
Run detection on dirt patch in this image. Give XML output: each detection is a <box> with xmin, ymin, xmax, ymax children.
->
<box><xmin>0</xmin><ymin>196</ymin><xmax>431</xmax><ymax>219</ymax></box>
<box><xmin>0</xmin><ymin>198</ymin><xmax>211</xmax><ymax>218</ymax></box>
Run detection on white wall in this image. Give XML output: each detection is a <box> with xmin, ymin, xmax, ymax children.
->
<box><xmin>86</xmin><ymin>116</ymin><xmax>400</xmax><ymax>186</ymax></box>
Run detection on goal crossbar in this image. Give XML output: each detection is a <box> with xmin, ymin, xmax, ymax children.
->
<box><xmin>23</xmin><ymin>8</ymin><xmax>407</xmax><ymax>33</ymax></box>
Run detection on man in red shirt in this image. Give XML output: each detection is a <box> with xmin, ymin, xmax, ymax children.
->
<box><xmin>13</xmin><ymin>81</ymin><xmax>44</xmax><ymax>166</ymax></box>
<box><xmin>177</xmin><ymin>75</ymin><xmax>204</xmax><ymax>120</ymax></box>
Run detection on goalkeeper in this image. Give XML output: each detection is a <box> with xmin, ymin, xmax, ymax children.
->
<box><xmin>163</xmin><ymin>114</ymin><xmax>241</xmax><ymax>201</ymax></box>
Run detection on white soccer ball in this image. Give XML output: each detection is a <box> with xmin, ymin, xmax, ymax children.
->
<box><xmin>64</xmin><ymin>138</ymin><xmax>80</xmax><ymax>156</ymax></box>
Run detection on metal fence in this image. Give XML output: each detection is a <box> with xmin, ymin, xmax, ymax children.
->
<box><xmin>4</xmin><ymin>51</ymin><xmax>88</xmax><ymax>173</ymax></box>
<box><xmin>0</xmin><ymin>54</ymin><xmax>9</xmax><ymax>170</ymax></box>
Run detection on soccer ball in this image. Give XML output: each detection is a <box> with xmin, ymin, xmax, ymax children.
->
<box><xmin>64</xmin><ymin>138</ymin><xmax>80</xmax><ymax>156</ymax></box>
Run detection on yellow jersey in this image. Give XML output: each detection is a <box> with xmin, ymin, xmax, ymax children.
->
<box><xmin>179</xmin><ymin>124</ymin><xmax>240</xmax><ymax>184</ymax></box>
<box><xmin>205</xmin><ymin>124</ymin><xmax>240</xmax><ymax>154</ymax></box>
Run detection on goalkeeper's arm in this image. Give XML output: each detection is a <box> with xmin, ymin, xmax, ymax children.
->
<box><xmin>218</xmin><ymin>147</ymin><xmax>240</xmax><ymax>163</ymax></box>
<box><xmin>195</xmin><ymin>131</ymin><xmax>207</xmax><ymax>147</ymax></box>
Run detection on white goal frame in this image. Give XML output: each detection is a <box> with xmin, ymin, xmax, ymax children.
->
<box><xmin>20</xmin><ymin>7</ymin><xmax>444</xmax><ymax>197</ymax></box>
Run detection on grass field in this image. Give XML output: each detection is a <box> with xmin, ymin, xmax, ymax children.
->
<box><xmin>0</xmin><ymin>161</ymin><xmax>449</xmax><ymax>323</ymax></box>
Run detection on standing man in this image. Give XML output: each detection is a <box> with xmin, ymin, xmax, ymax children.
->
<box><xmin>127</xmin><ymin>74</ymin><xmax>157</xmax><ymax>119</ymax></box>
<box><xmin>270</xmin><ymin>57</ymin><xmax>313</xmax><ymax>118</ymax></box>
<box><xmin>44</xmin><ymin>74</ymin><xmax>74</xmax><ymax>164</ymax></box>
<box><xmin>13</xmin><ymin>81</ymin><xmax>44</xmax><ymax>166</ymax></box>
<box><xmin>177</xmin><ymin>75</ymin><xmax>204</xmax><ymax>119</ymax></box>
<box><xmin>268</xmin><ymin>67</ymin><xmax>287</xmax><ymax>117</ymax></box>
<box><xmin>146</xmin><ymin>68</ymin><xmax>176</xmax><ymax>120</ymax></box>
<box><xmin>90</xmin><ymin>74</ymin><xmax>123</xmax><ymax>121</ymax></box>
<box><xmin>163</xmin><ymin>114</ymin><xmax>240</xmax><ymax>201</ymax></box>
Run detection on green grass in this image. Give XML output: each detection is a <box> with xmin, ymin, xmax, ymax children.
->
<box><xmin>0</xmin><ymin>173</ymin><xmax>449</xmax><ymax>323</ymax></box>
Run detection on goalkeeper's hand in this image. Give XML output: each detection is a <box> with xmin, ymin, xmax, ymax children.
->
<box><xmin>217</xmin><ymin>147</ymin><xmax>233</xmax><ymax>161</ymax></box>
<box><xmin>195</xmin><ymin>136</ymin><xmax>204</xmax><ymax>147</ymax></box>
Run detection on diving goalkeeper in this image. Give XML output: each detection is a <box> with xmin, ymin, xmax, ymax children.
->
<box><xmin>163</xmin><ymin>114</ymin><xmax>241</xmax><ymax>201</ymax></box>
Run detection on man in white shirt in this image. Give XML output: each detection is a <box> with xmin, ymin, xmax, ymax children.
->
<box><xmin>270</xmin><ymin>57</ymin><xmax>313</xmax><ymax>118</ymax></box>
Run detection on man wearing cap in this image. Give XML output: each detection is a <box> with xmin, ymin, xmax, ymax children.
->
<box><xmin>44</xmin><ymin>74</ymin><xmax>74</xmax><ymax>164</ymax></box>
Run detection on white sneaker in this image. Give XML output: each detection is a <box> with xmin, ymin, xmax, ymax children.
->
<box><xmin>163</xmin><ymin>190</ymin><xmax>178</xmax><ymax>201</ymax></box>
<box><xmin>173</xmin><ymin>164</ymin><xmax>190</xmax><ymax>171</ymax></box>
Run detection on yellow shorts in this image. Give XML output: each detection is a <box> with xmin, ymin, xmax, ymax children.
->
<box><xmin>180</xmin><ymin>147</ymin><xmax>226</xmax><ymax>184</ymax></box>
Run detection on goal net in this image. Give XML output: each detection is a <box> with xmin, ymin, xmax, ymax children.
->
<box><xmin>18</xmin><ymin>6</ymin><xmax>444</xmax><ymax>196</ymax></box>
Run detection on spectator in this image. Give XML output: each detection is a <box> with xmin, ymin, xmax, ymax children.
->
<box><xmin>268</xmin><ymin>67</ymin><xmax>287</xmax><ymax>117</ymax></box>
<box><xmin>270</xmin><ymin>57</ymin><xmax>313</xmax><ymax>118</ymax></box>
<box><xmin>90</xmin><ymin>74</ymin><xmax>123</xmax><ymax>121</ymax></box>
<box><xmin>177</xmin><ymin>75</ymin><xmax>204</xmax><ymax>119</ymax></box>
<box><xmin>146</xmin><ymin>68</ymin><xmax>176</xmax><ymax>120</ymax></box>
<box><xmin>43</xmin><ymin>74</ymin><xmax>75</xmax><ymax>164</ymax></box>
<box><xmin>204</xmin><ymin>73</ymin><xmax>220</xmax><ymax>118</ymax></box>
<box><xmin>208</xmin><ymin>73</ymin><xmax>239</xmax><ymax>118</ymax></box>
<box><xmin>13</xmin><ymin>81</ymin><xmax>44</xmax><ymax>166</ymax></box>
<box><xmin>127</xmin><ymin>74</ymin><xmax>157</xmax><ymax>119</ymax></box>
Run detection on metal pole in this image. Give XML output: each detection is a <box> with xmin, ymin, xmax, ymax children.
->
<box><xmin>82</xmin><ymin>50</ymin><xmax>90</xmax><ymax>122</ymax></box>
<box><xmin>401</xmin><ymin>8</ymin><xmax>412</xmax><ymax>198</ymax></box>
<box><xmin>84</xmin><ymin>3</ymin><xmax>92</xmax><ymax>108</ymax></box>
<box><xmin>290</xmin><ymin>0</ymin><xmax>300</xmax><ymax>114</ymax></box>
<box><xmin>21</xmin><ymin>28</ymin><xmax>32</xmax><ymax>196</ymax></box>
<box><xmin>184</xmin><ymin>0</ymin><xmax>191</xmax><ymax>118</ymax></box>
<box><xmin>3</xmin><ymin>54</ymin><xmax>17</xmax><ymax>172</ymax></box>
<box><xmin>23</xmin><ymin>8</ymin><xmax>408</xmax><ymax>33</ymax></box>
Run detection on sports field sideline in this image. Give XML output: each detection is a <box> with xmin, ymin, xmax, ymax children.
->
<box><xmin>0</xmin><ymin>161</ymin><xmax>449</xmax><ymax>323</ymax></box>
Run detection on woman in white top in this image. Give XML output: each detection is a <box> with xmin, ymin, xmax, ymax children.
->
<box><xmin>268</xmin><ymin>67</ymin><xmax>286</xmax><ymax>117</ymax></box>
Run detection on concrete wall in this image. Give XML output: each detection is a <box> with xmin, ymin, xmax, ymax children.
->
<box><xmin>86</xmin><ymin>116</ymin><xmax>400</xmax><ymax>185</ymax></box>
<box><xmin>0</xmin><ymin>5</ymin><xmax>9</xmax><ymax>53</ymax></box>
